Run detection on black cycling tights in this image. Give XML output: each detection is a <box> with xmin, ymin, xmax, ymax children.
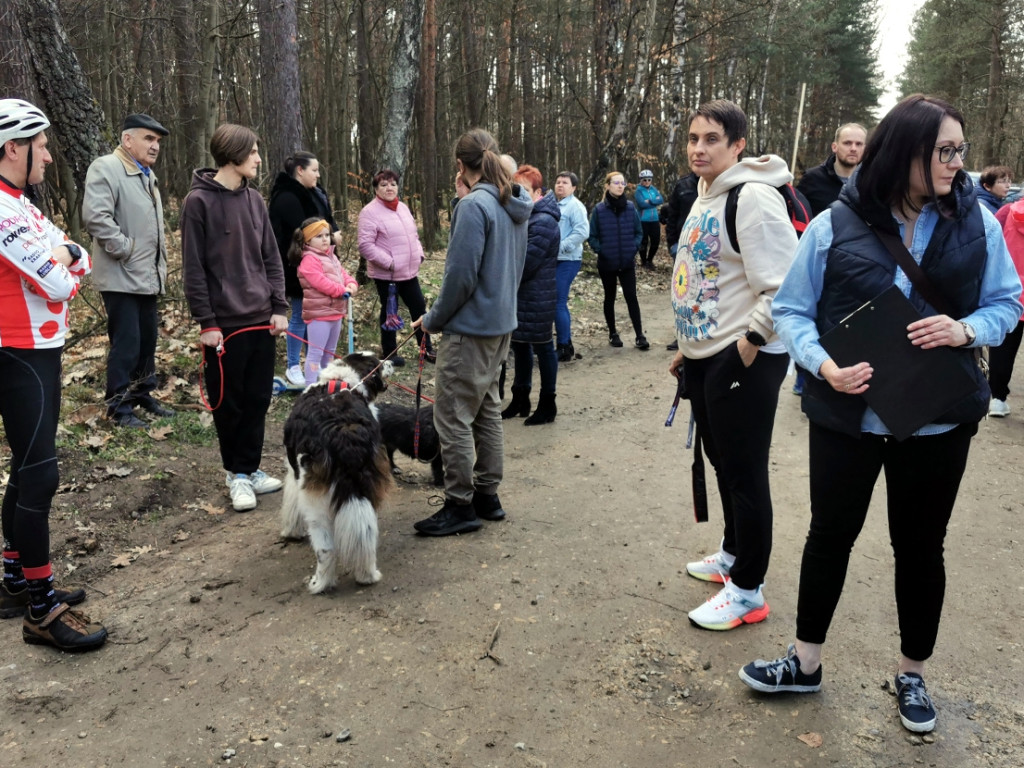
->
<box><xmin>0</xmin><ymin>347</ymin><xmax>62</xmax><ymax>569</ymax></box>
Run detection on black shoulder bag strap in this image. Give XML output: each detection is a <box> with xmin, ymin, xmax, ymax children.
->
<box><xmin>871</xmin><ymin>226</ymin><xmax>955</xmax><ymax>317</ymax></box>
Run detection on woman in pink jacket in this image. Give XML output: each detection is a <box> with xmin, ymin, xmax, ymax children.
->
<box><xmin>289</xmin><ymin>218</ymin><xmax>359</xmax><ymax>385</ymax></box>
<box><xmin>357</xmin><ymin>169</ymin><xmax>433</xmax><ymax>366</ymax></box>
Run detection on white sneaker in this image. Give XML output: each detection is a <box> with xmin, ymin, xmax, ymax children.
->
<box><xmin>285</xmin><ymin>365</ymin><xmax>305</xmax><ymax>386</ymax></box>
<box><xmin>688</xmin><ymin>582</ymin><xmax>770</xmax><ymax>631</ymax></box>
<box><xmin>248</xmin><ymin>469</ymin><xmax>283</xmax><ymax>494</ymax></box>
<box><xmin>685</xmin><ymin>550</ymin><xmax>733</xmax><ymax>583</ymax></box>
<box><xmin>227</xmin><ymin>473</ymin><xmax>257</xmax><ymax>512</ymax></box>
<box><xmin>989</xmin><ymin>398</ymin><xmax>1010</xmax><ymax>417</ymax></box>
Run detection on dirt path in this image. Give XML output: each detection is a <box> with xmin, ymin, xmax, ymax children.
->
<box><xmin>3</xmin><ymin>276</ymin><xmax>1023</xmax><ymax>768</ymax></box>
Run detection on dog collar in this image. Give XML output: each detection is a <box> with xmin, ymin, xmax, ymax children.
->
<box><xmin>327</xmin><ymin>380</ymin><xmax>350</xmax><ymax>394</ymax></box>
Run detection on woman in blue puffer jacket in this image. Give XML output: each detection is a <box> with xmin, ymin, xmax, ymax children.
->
<box><xmin>588</xmin><ymin>171</ymin><xmax>648</xmax><ymax>349</ymax></box>
<box><xmin>502</xmin><ymin>165</ymin><xmax>562</xmax><ymax>424</ymax></box>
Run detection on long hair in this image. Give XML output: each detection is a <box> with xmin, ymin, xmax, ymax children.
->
<box><xmin>284</xmin><ymin>151</ymin><xmax>317</xmax><ymax>178</ymax></box>
<box><xmin>453</xmin><ymin>128</ymin><xmax>512</xmax><ymax>204</ymax></box>
<box><xmin>288</xmin><ymin>216</ymin><xmax>325</xmax><ymax>267</ymax></box>
<box><xmin>856</xmin><ymin>94</ymin><xmax>965</xmax><ymax>217</ymax></box>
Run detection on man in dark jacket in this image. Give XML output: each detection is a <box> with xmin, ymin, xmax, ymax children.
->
<box><xmin>663</xmin><ymin>171</ymin><xmax>699</xmax><ymax>350</ymax></box>
<box><xmin>796</xmin><ymin>123</ymin><xmax>867</xmax><ymax>217</ymax></box>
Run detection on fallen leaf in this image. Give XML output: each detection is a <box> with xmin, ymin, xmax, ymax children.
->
<box><xmin>197</xmin><ymin>411</ymin><xmax>214</xmax><ymax>428</ymax></box>
<box><xmin>66</xmin><ymin>404</ymin><xmax>106</xmax><ymax>425</ymax></box>
<box><xmin>798</xmin><ymin>732</ymin><xmax>823</xmax><ymax>748</ymax></box>
<box><xmin>104</xmin><ymin>466</ymin><xmax>133</xmax><ymax>478</ymax></box>
<box><xmin>131</xmin><ymin>545</ymin><xmax>154</xmax><ymax>556</ymax></box>
<box><xmin>81</xmin><ymin>433</ymin><xmax>111</xmax><ymax>449</ymax></box>
<box><xmin>201</xmin><ymin>503</ymin><xmax>226</xmax><ymax>516</ymax></box>
<box><xmin>171</xmin><ymin>530</ymin><xmax>190</xmax><ymax>543</ymax></box>
<box><xmin>148</xmin><ymin>425</ymin><xmax>173</xmax><ymax>441</ymax></box>
<box><xmin>110</xmin><ymin>553</ymin><xmax>133</xmax><ymax>568</ymax></box>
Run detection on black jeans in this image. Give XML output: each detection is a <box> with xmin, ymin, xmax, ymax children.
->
<box><xmin>0</xmin><ymin>347</ymin><xmax>62</xmax><ymax>568</ymax></box>
<box><xmin>102</xmin><ymin>291</ymin><xmax>159</xmax><ymax>417</ymax></box>
<box><xmin>683</xmin><ymin>346</ymin><xmax>787</xmax><ymax>589</ymax></box>
<box><xmin>988</xmin><ymin>319</ymin><xmax>1023</xmax><ymax>401</ymax></box>
<box><xmin>374</xmin><ymin>277</ymin><xmax>431</xmax><ymax>356</ymax></box>
<box><xmin>640</xmin><ymin>221</ymin><xmax>661</xmax><ymax>264</ymax></box>
<box><xmin>510</xmin><ymin>340</ymin><xmax>558</xmax><ymax>393</ymax></box>
<box><xmin>203</xmin><ymin>327</ymin><xmax>276</xmax><ymax>475</ymax></box>
<box><xmin>598</xmin><ymin>265</ymin><xmax>643</xmax><ymax>339</ymax></box>
<box><xmin>796</xmin><ymin>422</ymin><xmax>975</xmax><ymax>661</ymax></box>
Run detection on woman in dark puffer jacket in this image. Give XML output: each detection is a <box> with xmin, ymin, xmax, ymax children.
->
<box><xmin>502</xmin><ymin>165</ymin><xmax>562</xmax><ymax>424</ymax></box>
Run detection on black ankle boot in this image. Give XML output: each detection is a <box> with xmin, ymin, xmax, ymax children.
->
<box><xmin>524</xmin><ymin>391</ymin><xmax>557</xmax><ymax>425</ymax></box>
<box><xmin>501</xmin><ymin>386</ymin><xmax>531</xmax><ymax>419</ymax></box>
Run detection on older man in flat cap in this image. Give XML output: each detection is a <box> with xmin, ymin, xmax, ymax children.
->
<box><xmin>84</xmin><ymin>113</ymin><xmax>174</xmax><ymax>427</ymax></box>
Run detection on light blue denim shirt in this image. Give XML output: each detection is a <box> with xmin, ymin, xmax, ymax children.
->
<box><xmin>774</xmin><ymin>203</ymin><xmax>1023</xmax><ymax>436</ymax></box>
<box><xmin>556</xmin><ymin>194</ymin><xmax>590</xmax><ymax>262</ymax></box>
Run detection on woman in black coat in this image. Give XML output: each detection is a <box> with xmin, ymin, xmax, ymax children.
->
<box><xmin>502</xmin><ymin>165</ymin><xmax>562</xmax><ymax>424</ymax></box>
<box><xmin>268</xmin><ymin>152</ymin><xmax>341</xmax><ymax>385</ymax></box>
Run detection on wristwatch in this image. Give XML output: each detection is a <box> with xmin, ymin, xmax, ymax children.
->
<box><xmin>744</xmin><ymin>329</ymin><xmax>767</xmax><ymax>347</ymax></box>
<box><xmin>959</xmin><ymin>321</ymin><xmax>976</xmax><ymax>347</ymax></box>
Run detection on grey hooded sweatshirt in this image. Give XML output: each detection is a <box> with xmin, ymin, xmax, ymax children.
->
<box><xmin>424</xmin><ymin>181</ymin><xmax>533</xmax><ymax>337</ymax></box>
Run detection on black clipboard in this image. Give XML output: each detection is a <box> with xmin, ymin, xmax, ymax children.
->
<box><xmin>818</xmin><ymin>285</ymin><xmax>978</xmax><ymax>441</ymax></box>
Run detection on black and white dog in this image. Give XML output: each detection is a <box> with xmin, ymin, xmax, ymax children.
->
<box><xmin>280</xmin><ymin>353</ymin><xmax>393</xmax><ymax>593</ymax></box>
<box><xmin>377</xmin><ymin>402</ymin><xmax>444</xmax><ymax>487</ymax></box>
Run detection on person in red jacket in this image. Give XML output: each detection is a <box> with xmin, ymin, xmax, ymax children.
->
<box><xmin>0</xmin><ymin>99</ymin><xmax>106</xmax><ymax>651</ymax></box>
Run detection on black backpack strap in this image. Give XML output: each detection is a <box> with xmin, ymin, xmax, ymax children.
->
<box><xmin>725</xmin><ymin>183</ymin><xmax>744</xmax><ymax>253</ymax></box>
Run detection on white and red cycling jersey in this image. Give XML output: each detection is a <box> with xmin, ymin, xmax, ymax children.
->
<box><xmin>0</xmin><ymin>177</ymin><xmax>90</xmax><ymax>349</ymax></box>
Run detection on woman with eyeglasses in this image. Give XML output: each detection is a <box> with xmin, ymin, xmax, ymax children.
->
<box><xmin>588</xmin><ymin>171</ymin><xmax>649</xmax><ymax>349</ymax></box>
<box><xmin>739</xmin><ymin>95</ymin><xmax>1022</xmax><ymax>735</ymax></box>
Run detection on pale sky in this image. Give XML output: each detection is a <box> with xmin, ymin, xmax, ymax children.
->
<box><xmin>874</xmin><ymin>0</ymin><xmax>926</xmax><ymax>117</ymax></box>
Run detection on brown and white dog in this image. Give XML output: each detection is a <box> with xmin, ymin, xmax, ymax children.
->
<box><xmin>279</xmin><ymin>353</ymin><xmax>393</xmax><ymax>593</ymax></box>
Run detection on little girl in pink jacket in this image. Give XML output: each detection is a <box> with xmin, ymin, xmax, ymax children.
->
<box><xmin>288</xmin><ymin>218</ymin><xmax>359</xmax><ymax>384</ymax></box>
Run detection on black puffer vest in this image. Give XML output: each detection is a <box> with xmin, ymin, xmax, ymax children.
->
<box><xmin>801</xmin><ymin>171</ymin><xmax>990</xmax><ymax>437</ymax></box>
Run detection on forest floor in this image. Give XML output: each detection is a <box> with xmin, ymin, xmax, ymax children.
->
<box><xmin>2</xmin><ymin>255</ymin><xmax>1023</xmax><ymax>768</ymax></box>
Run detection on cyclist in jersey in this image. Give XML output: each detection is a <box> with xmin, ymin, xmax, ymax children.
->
<box><xmin>0</xmin><ymin>99</ymin><xmax>107</xmax><ymax>651</ymax></box>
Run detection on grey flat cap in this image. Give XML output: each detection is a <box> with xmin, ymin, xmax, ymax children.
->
<box><xmin>122</xmin><ymin>113</ymin><xmax>169</xmax><ymax>136</ymax></box>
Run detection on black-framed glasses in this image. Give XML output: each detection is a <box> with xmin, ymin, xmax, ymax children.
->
<box><xmin>935</xmin><ymin>143</ymin><xmax>969</xmax><ymax>164</ymax></box>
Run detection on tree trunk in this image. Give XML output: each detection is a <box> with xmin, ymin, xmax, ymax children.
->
<box><xmin>15</xmin><ymin>0</ymin><xmax>106</xmax><ymax>237</ymax></box>
<box><xmin>256</xmin><ymin>0</ymin><xmax>303</xmax><ymax>178</ymax></box>
<box><xmin>378</xmin><ymin>0</ymin><xmax>424</xmax><ymax>189</ymax></box>
<box><xmin>584</xmin><ymin>0</ymin><xmax>658</xmax><ymax>198</ymax></box>
<box><xmin>355</xmin><ymin>0</ymin><xmax>379</xmax><ymax>200</ymax></box>
<box><xmin>418</xmin><ymin>0</ymin><xmax>439</xmax><ymax>249</ymax></box>
<box><xmin>982</xmin><ymin>0</ymin><xmax>1005</xmax><ymax>165</ymax></box>
<box><xmin>663</xmin><ymin>1</ymin><xmax>689</xmax><ymax>164</ymax></box>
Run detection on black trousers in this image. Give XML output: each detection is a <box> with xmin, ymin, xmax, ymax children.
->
<box><xmin>0</xmin><ymin>347</ymin><xmax>62</xmax><ymax>568</ymax></box>
<box><xmin>598</xmin><ymin>265</ymin><xmax>643</xmax><ymax>339</ymax></box>
<box><xmin>683</xmin><ymin>346</ymin><xmax>787</xmax><ymax>589</ymax></box>
<box><xmin>102</xmin><ymin>291</ymin><xmax>159</xmax><ymax>417</ymax></box>
<box><xmin>796</xmin><ymin>422</ymin><xmax>975</xmax><ymax>661</ymax></box>
<box><xmin>373</xmin><ymin>277</ymin><xmax>431</xmax><ymax>356</ymax></box>
<box><xmin>640</xmin><ymin>221</ymin><xmax>661</xmax><ymax>264</ymax></box>
<box><xmin>203</xmin><ymin>327</ymin><xmax>276</xmax><ymax>475</ymax></box>
<box><xmin>988</xmin><ymin>319</ymin><xmax>1023</xmax><ymax>401</ymax></box>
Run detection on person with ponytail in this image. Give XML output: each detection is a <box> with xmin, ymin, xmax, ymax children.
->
<box><xmin>412</xmin><ymin>129</ymin><xmax>533</xmax><ymax>536</ymax></box>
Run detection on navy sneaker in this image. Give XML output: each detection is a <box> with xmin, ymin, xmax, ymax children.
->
<box><xmin>739</xmin><ymin>644</ymin><xmax>822</xmax><ymax>693</ymax></box>
<box><xmin>414</xmin><ymin>500</ymin><xmax>482</xmax><ymax>536</ymax></box>
<box><xmin>894</xmin><ymin>673</ymin><xmax>936</xmax><ymax>733</ymax></box>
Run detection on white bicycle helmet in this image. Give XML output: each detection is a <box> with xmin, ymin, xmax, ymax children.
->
<box><xmin>0</xmin><ymin>99</ymin><xmax>51</xmax><ymax>145</ymax></box>
<box><xmin>639</xmin><ymin>169</ymin><xmax>654</xmax><ymax>180</ymax></box>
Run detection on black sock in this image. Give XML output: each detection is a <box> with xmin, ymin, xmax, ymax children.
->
<box><xmin>2</xmin><ymin>542</ymin><xmax>27</xmax><ymax>593</ymax></box>
<box><xmin>24</xmin><ymin>564</ymin><xmax>56</xmax><ymax>618</ymax></box>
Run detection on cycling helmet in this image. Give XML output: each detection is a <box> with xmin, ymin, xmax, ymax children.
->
<box><xmin>639</xmin><ymin>169</ymin><xmax>653</xmax><ymax>180</ymax></box>
<box><xmin>0</xmin><ymin>99</ymin><xmax>51</xmax><ymax>145</ymax></box>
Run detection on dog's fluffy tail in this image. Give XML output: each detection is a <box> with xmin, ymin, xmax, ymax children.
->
<box><xmin>334</xmin><ymin>497</ymin><xmax>381</xmax><ymax>585</ymax></box>
<box><xmin>279</xmin><ymin>464</ymin><xmax>305</xmax><ymax>540</ymax></box>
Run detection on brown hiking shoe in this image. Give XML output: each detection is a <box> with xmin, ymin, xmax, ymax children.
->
<box><xmin>0</xmin><ymin>582</ymin><xmax>87</xmax><ymax>619</ymax></box>
<box><xmin>23</xmin><ymin>603</ymin><xmax>107</xmax><ymax>651</ymax></box>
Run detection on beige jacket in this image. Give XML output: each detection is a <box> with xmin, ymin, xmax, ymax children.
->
<box><xmin>83</xmin><ymin>145</ymin><xmax>167</xmax><ymax>294</ymax></box>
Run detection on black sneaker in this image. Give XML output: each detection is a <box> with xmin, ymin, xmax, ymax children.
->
<box><xmin>666</xmin><ymin>339</ymin><xmax>678</xmax><ymax>351</ymax></box>
<box><xmin>739</xmin><ymin>644</ymin><xmax>823</xmax><ymax>693</ymax></box>
<box><xmin>635</xmin><ymin>335</ymin><xmax>650</xmax><ymax>350</ymax></box>
<box><xmin>0</xmin><ymin>583</ymin><xmax>86</xmax><ymax>619</ymax></box>
<box><xmin>609</xmin><ymin>333</ymin><xmax>623</xmax><ymax>348</ymax></box>
<box><xmin>894</xmin><ymin>673</ymin><xmax>936</xmax><ymax>733</ymax></box>
<box><xmin>472</xmin><ymin>491</ymin><xmax>506</xmax><ymax>521</ymax></box>
<box><xmin>140</xmin><ymin>400</ymin><xmax>175</xmax><ymax>418</ymax></box>
<box><xmin>23</xmin><ymin>603</ymin><xmax>107</xmax><ymax>652</ymax></box>
<box><xmin>390</xmin><ymin>355</ymin><xmax>406</xmax><ymax>368</ymax></box>
<box><xmin>413</xmin><ymin>500</ymin><xmax>482</xmax><ymax>536</ymax></box>
<box><xmin>114</xmin><ymin>413</ymin><xmax>147</xmax><ymax>429</ymax></box>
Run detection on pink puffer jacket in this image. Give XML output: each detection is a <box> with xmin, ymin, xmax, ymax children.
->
<box><xmin>357</xmin><ymin>196</ymin><xmax>425</xmax><ymax>281</ymax></box>
<box><xmin>298</xmin><ymin>245</ymin><xmax>358</xmax><ymax>322</ymax></box>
